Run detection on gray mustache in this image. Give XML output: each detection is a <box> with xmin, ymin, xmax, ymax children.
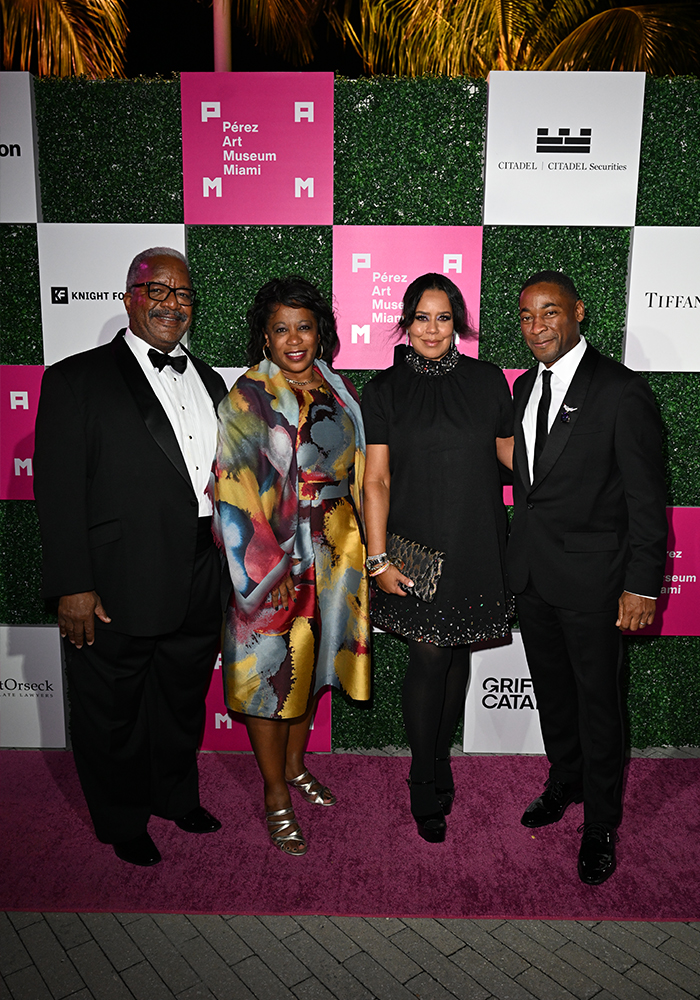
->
<box><xmin>149</xmin><ymin>306</ymin><xmax>189</xmax><ymax>323</ymax></box>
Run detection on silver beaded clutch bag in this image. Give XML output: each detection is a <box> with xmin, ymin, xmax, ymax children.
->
<box><xmin>386</xmin><ymin>533</ymin><xmax>446</xmax><ymax>603</ymax></box>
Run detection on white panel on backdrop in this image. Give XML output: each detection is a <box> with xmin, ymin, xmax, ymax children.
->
<box><xmin>0</xmin><ymin>626</ymin><xmax>65</xmax><ymax>748</ymax></box>
<box><xmin>624</xmin><ymin>227</ymin><xmax>700</xmax><ymax>372</ymax></box>
<box><xmin>483</xmin><ymin>72</ymin><xmax>645</xmax><ymax>226</ymax></box>
<box><xmin>37</xmin><ymin>224</ymin><xmax>186</xmax><ymax>365</ymax></box>
<box><xmin>464</xmin><ymin>632</ymin><xmax>545</xmax><ymax>754</ymax></box>
<box><xmin>0</xmin><ymin>73</ymin><xmax>42</xmax><ymax>223</ymax></box>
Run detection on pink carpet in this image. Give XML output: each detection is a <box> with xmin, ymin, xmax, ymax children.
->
<box><xmin>2</xmin><ymin>750</ymin><xmax>699</xmax><ymax>920</ymax></box>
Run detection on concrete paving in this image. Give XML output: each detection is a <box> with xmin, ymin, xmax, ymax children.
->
<box><xmin>3</xmin><ymin>746</ymin><xmax>699</xmax><ymax>1000</ymax></box>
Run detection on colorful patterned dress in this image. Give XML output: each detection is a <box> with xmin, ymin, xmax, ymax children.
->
<box><xmin>214</xmin><ymin>359</ymin><xmax>371</xmax><ymax>719</ymax></box>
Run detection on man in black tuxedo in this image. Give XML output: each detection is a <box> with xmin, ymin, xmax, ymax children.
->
<box><xmin>508</xmin><ymin>270</ymin><xmax>667</xmax><ymax>885</ymax></box>
<box><xmin>34</xmin><ymin>247</ymin><xmax>228</xmax><ymax>866</ymax></box>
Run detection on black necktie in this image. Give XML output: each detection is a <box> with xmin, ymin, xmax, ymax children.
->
<box><xmin>148</xmin><ymin>348</ymin><xmax>187</xmax><ymax>374</ymax></box>
<box><xmin>534</xmin><ymin>369</ymin><xmax>552</xmax><ymax>469</ymax></box>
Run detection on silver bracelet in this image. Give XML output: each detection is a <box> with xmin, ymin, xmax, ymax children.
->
<box><xmin>366</xmin><ymin>551</ymin><xmax>388</xmax><ymax>573</ymax></box>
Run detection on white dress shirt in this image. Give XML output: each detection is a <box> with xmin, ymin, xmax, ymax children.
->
<box><xmin>124</xmin><ymin>329</ymin><xmax>218</xmax><ymax>516</ymax></box>
<box><xmin>523</xmin><ymin>335</ymin><xmax>588</xmax><ymax>484</ymax></box>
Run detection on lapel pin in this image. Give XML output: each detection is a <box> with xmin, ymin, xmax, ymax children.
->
<box><xmin>560</xmin><ymin>404</ymin><xmax>578</xmax><ymax>424</ymax></box>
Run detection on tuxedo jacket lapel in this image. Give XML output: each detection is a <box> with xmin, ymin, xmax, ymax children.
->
<box><xmin>110</xmin><ymin>331</ymin><xmax>192</xmax><ymax>489</ymax></box>
<box><xmin>531</xmin><ymin>344</ymin><xmax>599</xmax><ymax>489</ymax></box>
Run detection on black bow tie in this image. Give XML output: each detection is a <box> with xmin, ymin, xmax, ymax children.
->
<box><xmin>148</xmin><ymin>349</ymin><xmax>188</xmax><ymax>374</ymax></box>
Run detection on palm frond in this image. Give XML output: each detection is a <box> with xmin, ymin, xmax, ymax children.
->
<box><xmin>235</xmin><ymin>0</ymin><xmax>326</xmax><ymax>64</ymax></box>
<box><xmin>352</xmin><ymin>0</ymin><xmax>607</xmax><ymax>76</ymax></box>
<box><xmin>1</xmin><ymin>0</ymin><xmax>127</xmax><ymax>77</ymax></box>
<box><xmin>541</xmin><ymin>5</ymin><xmax>700</xmax><ymax>73</ymax></box>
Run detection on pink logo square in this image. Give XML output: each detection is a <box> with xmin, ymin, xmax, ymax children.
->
<box><xmin>1</xmin><ymin>366</ymin><xmax>44</xmax><ymax>500</ymax></box>
<box><xmin>201</xmin><ymin>657</ymin><xmax>331</xmax><ymax>752</ymax></box>
<box><xmin>332</xmin><ymin>226</ymin><xmax>483</xmax><ymax>370</ymax></box>
<box><xmin>643</xmin><ymin>507</ymin><xmax>700</xmax><ymax>636</ymax></box>
<box><xmin>181</xmin><ymin>73</ymin><xmax>333</xmax><ymax>225</ymax></box>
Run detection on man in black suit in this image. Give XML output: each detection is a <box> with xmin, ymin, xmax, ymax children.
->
<box><xmin>508</xmin><ymin>270</ymin><xmax>667</xmax><ymax>885</ymax></box>
<box><xmin>34</xmin><ymin>247</ymin><xmax>228</xmax><ymax>866</ymax></box>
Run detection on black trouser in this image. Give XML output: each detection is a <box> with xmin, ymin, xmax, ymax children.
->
<box><xmin>517</xmin><ymin>578</ymin><xmax>626</xmax><ymax>828</ymax></box>
<box><xmin>64</xmin><ymin>543</ymin><xmax>222</xmax><ymax>843</ymax></box>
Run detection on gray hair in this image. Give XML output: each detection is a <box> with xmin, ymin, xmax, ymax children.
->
<box><xmin>126</xmin><ymin>247</ymin><xmax>189</xmax><ymax>291</ymax></box>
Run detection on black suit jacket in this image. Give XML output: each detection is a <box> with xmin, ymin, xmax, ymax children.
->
<box><xmin>507</xmin><ymin>344</ymin><xmax>667</xmax><ymax>612</ymax></box>
<box><xmin>34</xmin><ymin>330</ymin><xmax>228</xmax><ymax>636</ymax></box>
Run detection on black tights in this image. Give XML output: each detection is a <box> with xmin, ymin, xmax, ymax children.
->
<box><xmin>402</xmin><ymin>639</ymin><xmax>471</xmax><ymax>810</ymax></box>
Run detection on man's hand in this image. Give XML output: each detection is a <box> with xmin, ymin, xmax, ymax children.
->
<box><xmin>616</xmin><ymin>592</ymin><xmax>656</xmax><ymax>632</ymax></box>
<box><xmin>58</xmin><ymin>591</ymin><xmax>111</xmax><ymax>647</ymax></box>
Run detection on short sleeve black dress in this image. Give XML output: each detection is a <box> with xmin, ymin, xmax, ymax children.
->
<box><xmin>361</xmin><ymin>344</ymin><xmax>514</xmax><ymax>647</ymax></box>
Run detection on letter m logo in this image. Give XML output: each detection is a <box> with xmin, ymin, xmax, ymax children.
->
<box><xmin>295</xmin><ymin>177</ymin><xmax>314</xmax><ymax>198</ymax></box>
<box><xmin>351</xmin><ymin>325</ymin><xmax>370</xmax><ymax>345</ymax></box>
<box><xmin>203</xmin><ymin>177</ymin><xmax>222</xmax><ymax>198</ymax></box>
<box><xmin>14</xmin><ymin>458</ymin><xmax>32</xmax><ymax>477</ymax></box>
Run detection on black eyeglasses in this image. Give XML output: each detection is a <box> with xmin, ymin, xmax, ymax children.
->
<box><xmin>130</xmin><ymin>282</ymin><xmax>196</xmax><ymax>306</ymax></box>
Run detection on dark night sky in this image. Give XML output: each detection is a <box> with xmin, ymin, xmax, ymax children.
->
<box><xmin>122</xmin><ymin>0</ymin><xmax>364</xmax><ymax>77</ymax></box>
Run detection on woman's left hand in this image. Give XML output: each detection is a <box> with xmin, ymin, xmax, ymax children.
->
<box><xmin>269</xmin><ymin>563</ymin><xmax>299</xmax><ymax>610</ymax></box>
<box><xmin>269</xmin><ymin>573</ymin><xmax>296</xmax><ymax>610</ymax></box>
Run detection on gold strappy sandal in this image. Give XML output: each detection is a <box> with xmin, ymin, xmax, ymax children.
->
<box><xmin>265</xmin><ymin>807</ymin><xmax>307</xmax><ymax>856</ymax></box>
<box><xmin>287</xmin><ymin>769</ymin><xmax>337</xmax><ymax>806</ymax></box>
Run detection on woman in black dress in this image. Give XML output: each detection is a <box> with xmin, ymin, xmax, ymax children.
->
<box><xmin>362</xmin><ymin>273</ymin><xmax>513</xmax><ymax>842</ymax></box>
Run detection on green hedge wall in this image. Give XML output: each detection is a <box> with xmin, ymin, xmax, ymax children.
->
<box><xmin>1</xmin><ymin>74</ymin><xmax>698</xmax><ymax>750</ymax></box>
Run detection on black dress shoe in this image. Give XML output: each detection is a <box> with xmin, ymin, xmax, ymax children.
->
<box><xmin>173</xmin><ymin>806</ymin><xmax>222</xmax><ymax>833</ymax></box>
<box><xmin>521</xmin><ymin>778</ymin><xmax>583</xmax><ymax>828</ymax></box>
<box><xmin>578</xmin><ymin>822</ymin><xmax>617</xmax><ymax>885</ymax></box>
<box><xmin>113</xmin><ymin>833</ymin><xmax>161</xmax><ymax>867</ymax></box>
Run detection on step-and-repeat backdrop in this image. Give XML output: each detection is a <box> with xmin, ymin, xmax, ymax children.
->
<box><xmin>1</xmin><ymin>71</ymin><xmax>697</xmax><ymax>751</ymax></box>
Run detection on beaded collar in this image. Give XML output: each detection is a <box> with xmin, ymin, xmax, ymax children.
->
<box><xmin>404</xmin><ymin>344</ymin><xmax>460</xmax><ymax>376</ymax></box>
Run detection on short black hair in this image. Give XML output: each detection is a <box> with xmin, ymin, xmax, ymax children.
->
<box><xmin>520</xmin><ymin>270</ymin><xmax>580</xmax><ymax>301</ymax></box>
<box><xmin>246</xmin><ymin>276</ymin><xmax>339</xmax><ymax>367</ymax></box>
<box><xmin>397</xmin><ymin>273</ymin><xmax>474</xmax><ymax>338</ymax></box>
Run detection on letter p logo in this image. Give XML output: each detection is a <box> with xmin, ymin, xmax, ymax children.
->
<box><xmin>352</xmin><ymin>253</ymin><xmax>371</xmax><ymax>273</ymax></box>
<box><xmin>201</xmin><ymin>102</ymin><xmax>221</xmax><ymax>122</ymax></box>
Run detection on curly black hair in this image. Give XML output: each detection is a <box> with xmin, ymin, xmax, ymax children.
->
<box><xmin>396</xmin><ymin>272</ymin><xmax>474</xmax><ymax>339</ymax></box>
<box><xmin>246</xmin><ymin>276</ymin><xmax>339</xmax><ymax>366</ymax></box>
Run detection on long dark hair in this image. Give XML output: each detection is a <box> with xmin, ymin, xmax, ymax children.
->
<box><xmin>246</xmin><ymin>276</ymin><xmax>339</xmax><ymax>366</ymax></box>
<box><xmin>396</xmin><ymin>273</ymin><xmax>474</xmax><ymax>339</ymax></box>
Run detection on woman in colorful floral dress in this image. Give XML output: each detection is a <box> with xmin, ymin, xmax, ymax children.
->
<box><xmin>214</xmin><ymin>277</ymin><xmax>370</xmax><ymax>855</ymax></box>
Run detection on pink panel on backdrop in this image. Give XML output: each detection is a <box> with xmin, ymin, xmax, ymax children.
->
<box><xmin>200</xmin><ymin>656</ymin><xmax>331</xmax><ymax>752</ymax></box>
<box><xmin>333</xmin><ymin>226</ymin><xmax>483</xmax><ymax>370</ymax></box>
<box><xmin>181</xmin><ymin>73</ymin><xmax>333</xmax><ymax>224</ymax></box>
<box><xmin>0</xmin><ymin>366</ymin><xmax>43</xmax><ymax>500</ymax></box>
<box><xmin>502</xmin><ymin>370</ymin><xmax>526</xmax><ymax>505</ymax></box>
<box><xmin>638</xmin><ymin>507</ymin><xmax>700</xmax><ymax>636</ymax></box>
<box><xmin>503</xmin><ymin>368</ymin><xmax>528</xmax><ymax>393</ymax></box>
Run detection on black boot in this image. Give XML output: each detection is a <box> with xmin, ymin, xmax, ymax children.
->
<box><xmin>407</xmin><ymin>777</ymin><xmax>446</xmax><ymax>843</ymax></box>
